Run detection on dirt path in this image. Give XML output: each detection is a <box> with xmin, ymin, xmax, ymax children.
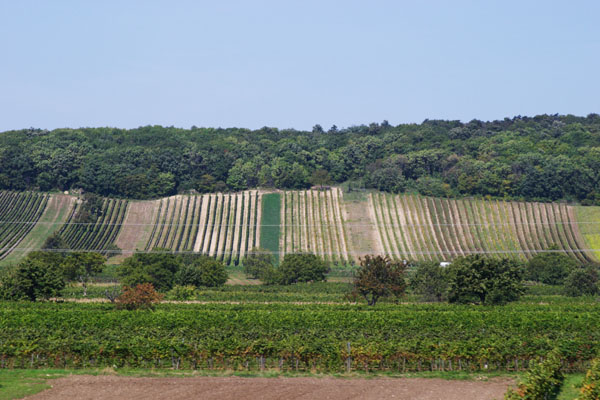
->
<box><xmin>345</xmin><ymin>193</ymin><xmax>383</xmax><ymax>262</ymax></box>
<box><xmin>113</xmin><ymin>200</ymin><xmax>159</xmax><ymax>261</ymax></box>
<box><xmin>26</xmin><ymin>375</ymin><xmax>514</xmax><ymax>400</ymax></box>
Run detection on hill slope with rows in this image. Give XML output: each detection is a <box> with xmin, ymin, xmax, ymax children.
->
<box><xmin>0</xmin><ymin>189</ymin><xmax>597</xmax><ymax>264</ymax></box>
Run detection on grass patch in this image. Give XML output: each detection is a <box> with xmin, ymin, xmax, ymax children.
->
<box><xmin>260</xmin><ymin>193</ymin><xmax>281</xmax><ymax>263</ymax></box>
<box><xmin>575</xmin><ymin>206</ymin><xmax>600</xmax><ymax>262</ymax></box>
<box><xmin>557</xmin><ymin>373</ymin><xmax>585</xmax><ymax>400</ymax></box>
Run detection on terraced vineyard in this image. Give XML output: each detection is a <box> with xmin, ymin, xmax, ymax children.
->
<box><xmin>146</xmin><ymin>191</ymin><xmax>261</xmax><ymax>265</ymax></box>
<box><xmin>370</xmin><ymin>193</ymin><xmax>595</xmax><ymax>262</ymax></box>
<box><xmin>0</xmin><ymin>191</ymin><xmax>49</xmax><ymax>259</ymax></box>
<box><xmin>58</xmin><ymin>198</ymin><xmax>129</xmax><ymax>254</ymax></box>
<box><xmin>281</xmin><ymin>188</ymin><xmax>350</xmax><ymax>265</ymax></box>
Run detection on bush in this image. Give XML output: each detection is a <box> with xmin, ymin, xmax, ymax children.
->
<box><xmin>243</xmin><ymin>248</ymin><xmax>275</xmax><ymax>280</ymax></box>
<box><xmin>504</xmin><ymin>350</ymin><xmax>564</xmax><ymax>400</ymax></box>
<box><xmin>115</xmin><ymin>283</ymin><xmax>164</xmax><ymax>310</ymax></box>
<box><xmin>447</xmin><ymin>255</ymin><xmax>524</xmax><ymax>305</ymax></box>
<box><xmin>270</xmin><ymin>253</ymin><xmax>329</xmax><ymax>285</ymax></box>
<box><xmin>409</xmin><ymin>261</ymin><xmax>448</xmax><ymax>302</ymax></box>
<box><xmin>526</xmin><ymin>250</ymin><xmax>577</xmax><ymax>285</ymax></box>
<box><xmin>579</xmin><ymin>359</ymin><xmax>600</xmax><ymax>400</ymax></box>
<box><xmin>349</xmin><ymin>255</ymin><xmax>407</xmax><ymax>305</ymax></box>
<box><xmin>166</xmin><ymin>285</ymin><xmax>197</xmax><ymax>301</ymax></box>
<box><xmin>174</xmin><ymin>256</ymin><xmax>227</xmax><ymax>287</ymax></box>
<box><xmin>118</xmin><ymin>250</ymin><xmax>182</xmax><ymax>292</ymax></box>
<box><xmin>0</xmin><ymin>255</ymin><xmax>65</xmax><ymax>301</ymax></box>
<box><xmin>563</xmin><ymin>266</ymin><xmax>599</xmax><ymax>297</ymax></box>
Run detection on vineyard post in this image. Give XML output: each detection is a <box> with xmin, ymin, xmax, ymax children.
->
<box><xmin>346</xmin><ymin>342</ymin><xmax>351</xmax><ymax>372</ymax></box>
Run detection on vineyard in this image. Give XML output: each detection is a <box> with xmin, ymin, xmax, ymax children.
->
<box><xmin>280</xmin><ymin>188</ymin><xmax>349</xmax><ymax>265</ymax></box>
<box><xmin>0</xmin><ymin>301</ymin><xmax>598</xmax><ymax>372</ymax></box>
<box><xmin>57</xmin><ymin>198</ymin><xmax>129</xmax><ymax>254</ymax></box>
<box><xmin>145</xmin><ymin>191</ymin><xmax>261</xmax><ymax>265</ymax></box>
<box><xmin>0</xmin><ymin>191</ymin><xmax>49</xmax><ymax>260</ymax></box>
<box><xmin>369</xmin><ymin>193</ymin><xmax>595</xmax><ymax>262</ymax></box>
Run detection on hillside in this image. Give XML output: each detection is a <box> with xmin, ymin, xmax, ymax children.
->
<box><xmin>0</xmin><ymin>189</ymin><xmax>596</xmax><ymax>265</ymax></box>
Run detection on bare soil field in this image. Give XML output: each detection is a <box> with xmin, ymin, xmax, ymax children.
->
<box><xmin>26</xmin><ymin>375</ymin><xmax>514</xmax><ymax>400</ymax></box>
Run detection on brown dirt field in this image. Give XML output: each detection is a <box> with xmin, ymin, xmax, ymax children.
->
<box><xmin>346</xmin><ymin>194</ymin><xmax>383</xmax><ymax>262</ymax></box>
<box><xmin>26</xmin><ymin>375</ymin><xmax>514</xmax><ymax>400</ymax></box>
<box><xmin>113</xmin><ymin>200</ymin><xmax>159</xmax><ymax>262</ymax></box>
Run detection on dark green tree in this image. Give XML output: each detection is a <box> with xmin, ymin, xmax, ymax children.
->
<box><xmin>272</xmin><ymin>253</ymin><xmax>329</xmax><ymax>285</ymax></box>
<box><xmin>0</xmin><ymin>255</ymin><xmax>65</xmax><ymax>301</ymax></box>
<box><xmin>349</xmin><ymin>255</ymin><xmax>407</xmax><ymax>306</ymax></box>
<box><xmin>118</xmin><ymin>249</ymin><xmax>182</xmax><ymax>292</ymax></box>
<box><xmin>174</xmin><ymin>255</ymin><xmax>227</xmax><ymax>287</ymax></box>
<box><xmin>526</xmin><ymin>248</ymin><xmax>577</xmax><ymax>285</ymax></box>
<box><xmin>409</xmin><ymin>261</ymin><xmax>448</xmax><ymax>302</ymax></box>
<box><xmin>61</xmin><ymin>252</ymin><xmax>106</xmax><ymax>296</ymax></box>
<box><xmin>242</xmin><ymin>247</ymin><xmax>275</xmax><ymax>280</ymax></box>
<box><xmin>563</xmin><ymin>266</ymin><xmax>599</xmax><ymax>297</ymax></box>
<box><xmin>447</xmin><ymin>255</ymin><xmax>524</xmax><ymax>305</ymax></box>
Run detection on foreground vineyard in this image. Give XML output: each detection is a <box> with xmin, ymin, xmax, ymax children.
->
<box><xmin>369</xmin><ymin>193</ymin><xmax>594</xmax><ymax>262</ymax></box>
<box><xmin>0</xmin><ymin>301</ymin><xmax>598</xmax><ymax>372</ymax></box>
<box><xmin>0</xmin><ymin>191</ymin><xmax>49</xmax><ymax>260</ymax></box>
<box><xmin>281</xmin><ymin>188</ymin><xmax>349</xmax><ymax>265</ymax></box>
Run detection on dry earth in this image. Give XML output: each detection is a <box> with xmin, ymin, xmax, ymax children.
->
<box><xmin>26</xmin><ymin>375</ymin><xmax>514</xmax><ymax>400</ymax></box>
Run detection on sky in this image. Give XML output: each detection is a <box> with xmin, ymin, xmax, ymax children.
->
<box><xmin>1</xmin><ymin>0</ymin><xmax>599</xmax><ymax>131</ymax></box>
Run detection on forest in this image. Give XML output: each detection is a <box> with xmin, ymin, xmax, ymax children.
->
<box><xmin>1</xmin><ymin>114</ymin><xmax>599</xmax><ymax>204</ymax></box>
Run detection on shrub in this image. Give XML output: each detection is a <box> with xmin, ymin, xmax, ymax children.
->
<box><xmin>167</xmin><ymin>285</ymin><xmax>197</xmax><ymax>301</ymax></box>
<box><xmin>504</xmin><ymin>350</ymin><xmax>564</xmax><ymax>400</ymax></box>
<box><xmin>115</xmin><ymin>283</ymin><xmax>164</xmax><ymax>310</ymax></box>
<box><xmin>526</xmin><ymin>249</ymin><xmax>577</xmax><ymax>285</ymax></box>
<box><xmin>579</xmin><ymin>359</ymin><xmax>600</xmax><ymax>400</ymax></box>
<box><xmin>563</xmin><ymin>266</ymin><xmax>599</xmax><ymax>297</ymax></box>
<box><xmin>174</xmin><ymin>256</ymin><xmax>227</xmax><ymax>287</ymax></box>
<box><xmin>0</xmin><ymin>255</ymin><xmax>65</xmax><ymax>301</ymax></box>
<box><xmin>349</xmin><ymin>255</ymin><xmax>407</xmax><ymax>306</ymax></box>
<box><xmin>447</xmin><ymin>255</ymin><xmax>524</xmax><ymax>305</ymax></box>
<box><xmin>118</xmin><ymin>250</ymin><xmax>182</xmax><ymax>292</ymax></box>
<box><xmin>274</xmin><ymin>253</ymin><xmax>329</xmax><ymax>285</ymax></box>
<box><xmin>243</xmin><ymin>248</ymin><xmax>275</xmax><ymax>280</ymax></box>
<box><xmin>409</xmin><ymin>261</ymin><xmax>448</xmax><ymax>302</ymax></box>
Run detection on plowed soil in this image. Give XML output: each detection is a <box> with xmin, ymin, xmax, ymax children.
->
<box><xmin>26</xmin><ymin>375</ymin><xmax>514</xmax><ymax>400</ymax></box>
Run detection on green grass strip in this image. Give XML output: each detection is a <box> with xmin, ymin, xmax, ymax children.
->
<box><xmin>260</xmin><ymin>193</ymin><xmax>281</xmax><ymax>263</ymax></box>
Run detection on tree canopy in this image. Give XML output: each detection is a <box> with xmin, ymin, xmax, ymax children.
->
<box><xmin>1</xmin><ymin>114</ymin><xmax>599</xmax><ymax>203</ymax></box>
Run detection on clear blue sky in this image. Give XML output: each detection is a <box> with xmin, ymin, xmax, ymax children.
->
<box><xmin>1</xmin><ymin>0</ymin><xmax>599</xmax><ymax>131</ymax></box>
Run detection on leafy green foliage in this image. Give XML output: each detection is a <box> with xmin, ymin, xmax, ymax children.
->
<box><xmin>579</xmin><ymin>359</ymin><xmax>600</xmax><ymax>400</ymax></box>
<box><xmin>527</xmin><ymin>250</ymin><xmax>578</xmax><ymax>285</ymax></box>
<box><xmin>504</xmin><ymin>350</ymin><xmax>564</xmax><ymax>400</ymax></box>
<box><xmin>410</xmin><ymin>261</ymin><xmax>448</xmax><ymax>302</ymax></box>
<box><xmin>2</xmin><ymin>115</ymin><xmax>600</xmax><ymax>202</ymax></box>
<box><xmin>174</xmin><ymin>255</ymin><xmax>227</xmax><ymax>287</ymax></box>
<box><xmin>242</xmin><ymin>247</ymin><xmax>275</xmax><ymax>280</ymax></box>
<box><xmin>447</xmin><ymin>255</ymin><xmax>524</xmax><ymax>305</ymax></box>
<box><xmin>115</xmin><ymin>283</ymin><xmax>163</xmax><ymax>310</ymax></box>
<box><xmin>269</xmin><ymin>253</ymin><xmax>329</xmax><ymax>285</ymax></box>
<box><xmin>118</xmin><ymin>250</ymin><xmax>182</xmax><ymax>292</ymax></box>
<box><xmin>61</xmin><ymin>252</ymin><xmax>105</xmax><ymax>296</ymax></box>
<box><xmin>563</xmin><ymin>266</ymin><xmax>599</xmax><ymax>297</ymax></box>
<box><xmin>350</xmin><ymin>255</ymin><xmax>407</xmax><ymax>305</ymax></box>
<box><xmin>166</xmin><ymin>285</ymin><xmax>197</xmax><ymax>301</ymax></box>
<box><xmin>0</xmin><ymin>253</ymin><xmax>64</xmax><ymax>301</ymax></box>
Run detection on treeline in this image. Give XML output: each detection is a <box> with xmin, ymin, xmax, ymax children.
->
<box><xmin>1</xmin><ymin>114</ymin><xmax>599</xmax><ymax>203</ymax></box>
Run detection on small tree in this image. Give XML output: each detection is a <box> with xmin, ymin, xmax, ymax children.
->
<box><xmin>350</xmin><ymin>255</ymin><xmax>407</xmax><ymax>306</ymax></box>
<box><xmin>447</xmin><ymin>255</ymin><xmax>524</xmax><ymax>305</ymax></box>
<box><xmin>61</xmin><ymin>252</ymin><xmax>106</xmax><ymax>296</ymax></box>
<box><xmin>174</xmin><ymin>255</ymin><xmax>228</xmax><ymax>287</ymax></box>
<box><xmin>410</xmin><ymin>261</ymin><xmax>448</xmax><ymax>302</ymax></box>
<box><xmin>579</xmin><ymin>358</ymin><xmax>600</xmax><ymax>400</ymax></box>
<box><xmin>118</xmin><ymin>249</ymin><xmax>182</xmax><ymax>292</ymax></box>
<box><xmin>310</xmin><ymin>169</ymin><xmax>332</xmax><ymax>189</ymax></box>
<box><xmin>275</xmin><ymin>253</ymin><xmax>329</xmax><ymax>285</ymax></box>
<box><xmin>115</xmin><ymin>283</ymin><xmax>163</xmax><ymax>310</ymax></box>
<box><xmin>563</xmin><ymin>266</ymin><xmax>599</xmax><ymax>297</ymax></box>
<box><xmin>243</xmin><ymin>248</ymin><xmax>275</xmax><ymax>280</ymax></box>
<box><xmin>504</xmin><ymin>350</ymin><xmax>564</xmax><ymax>400</ymax></box>
<box><xmin>526</xmin><ymin>248</ymin><xmax>577</xmax><ymax>285</ymax></box>
<box><xmin>0</xmin><ymin>256</ymin><xmax>65</xmax><ymax>301</ymax></box>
